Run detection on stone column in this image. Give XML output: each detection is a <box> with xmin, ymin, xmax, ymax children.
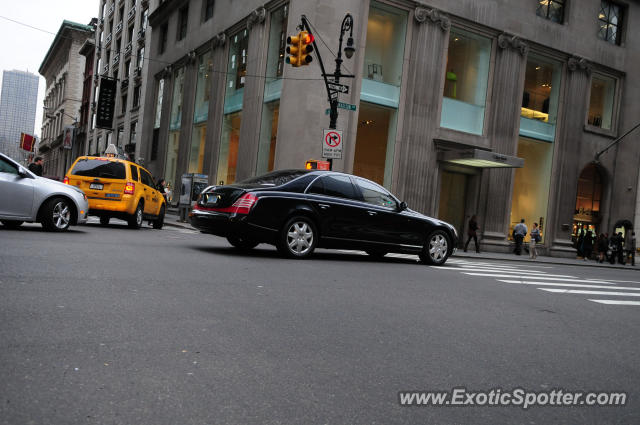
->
<box><xmin>548</xmin><ymin>57</ymin><xmax>592</xmax><ymax>256</ymax></box>
<box><xmin>480</xmin><ymin>33</ymin><xmax>528</xmax><ymax>251</ymax></box>
<box><xmin>202</xmin><ymin>33</ymin><xmax>228</xmax><ymax>178</ymax></box>
<box><xmin>395</xmin><ymin>7</ymin><xmax>450</xmax><ymax>215</ymax></box>
<box><xmin>176</xmin><ymin>51</ymin><xmax>199</xmax><ymax>178</ymax></box>
<box><xmin>236</xmin><ymin>6</ymin><xmax>267</xmax><ymax>181</ymax></box>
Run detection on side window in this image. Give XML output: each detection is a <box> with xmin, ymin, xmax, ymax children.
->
<box><xmin>130</xmin><ymin>164</ymin><xmax>139</xmax><ymax>181</ymax></box>
<box><xmin>322</xmin><ymin>175</ymin><xmax>357</xmax><ymax>200</ymax></box>
<box><xmin>355</xmin><ymin>178</ymin><xmax>397</xmax><ymax>209</ymax></box>
<box><xmin>0</xmin><ymin>157</ymin><xmax>18</xmax><ymax>174</ymax></box>
<box><xmin>306</xmin><ymin>177</ymin><xmax>325</xmax><ymax>195</ymax></box>
<box><xmin>140</xmin><ymin>169</ymin><xmax>152</xmax><ymax>187</ymax></box>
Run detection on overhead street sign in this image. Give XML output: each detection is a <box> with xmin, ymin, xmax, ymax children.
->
<box><xmin>327</xmin><ymin>82</ymin><xmax>349</xmax><ymax>94</ymax></box>
<box><xmin>322</xmin><ymin>129</ymin><xmax>343</xmax><ymax>159</ymax></box>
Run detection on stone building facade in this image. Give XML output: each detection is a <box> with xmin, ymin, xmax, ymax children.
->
<box><xmin>141</xmin><ymin>0</ymin><xmax>640</xmax><ymax>257</ymax></box>
<box><xmin>38</xmin><ymin>21</ymin><xmax>95</xmax><ymax>178</ymax></box>
<box><xmin>84</xmin><ymin>0</ymin><xmax>152</xmax><ymax>163</ymax></box>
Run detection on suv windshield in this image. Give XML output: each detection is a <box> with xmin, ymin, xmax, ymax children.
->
<box><xmin>71</xmin><ymin>159</ymin><xmax>126</xmax><ymax>179</ymax></box>
<box><xmin>239</xmin><ymin>170</ymin><xmax>310</xmax><ymax>187</ymax></box>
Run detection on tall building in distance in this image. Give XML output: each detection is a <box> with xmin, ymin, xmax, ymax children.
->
<box><xmin>0</xmin><ymin>70</ymin><xmax>39</xmax><ymax>163</ymax></box>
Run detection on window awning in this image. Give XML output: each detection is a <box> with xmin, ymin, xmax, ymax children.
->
<box><xmin>439</xmin><ymin>149</ymin><xmax>524</xmax><ymax>168</ymax></box>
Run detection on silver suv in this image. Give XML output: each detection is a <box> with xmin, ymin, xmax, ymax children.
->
<box><xmin>0</xmin><ymin>153</ymin><xmax>89</xmax><ymax>231</ymax></box>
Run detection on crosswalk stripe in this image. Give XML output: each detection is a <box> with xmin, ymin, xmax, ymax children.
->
<box><xmin>461</xmin><ymin>273</ymin><xmax>582</xmax><ymax>280</ymax></box>
<box><xmin>540</xmin><ymin>289</ymin><xmax>640</xmax><ymax>297</ymax></box>
<box><xmin>497</xmin><ymin>280</ymin><xmax>625</xmax><ymax>289</ymax></box>
<box><xmin>588</xmin><ymin>300</ymin><xmax>640</xmax><ymax>305</ymax></box>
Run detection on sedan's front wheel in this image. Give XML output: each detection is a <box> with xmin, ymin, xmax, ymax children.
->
<box><xmin>419</xmin><ymin>230</ymin><xmax>450</xmax><ymax>266</ymax></box>
<box><xmin>41</xmin><ymin>197</ymin><xmax>72</xmax><ymax>232</ymax></box>
<box><xmin>277</xmin><ymin>216</ymin><xmax>317</xmax><ymax>259</ymax></box>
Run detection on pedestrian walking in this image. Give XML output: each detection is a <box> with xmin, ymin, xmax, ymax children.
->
<box><xmin>513</xmin><ymin>219</ymin><xmax>528</xmax><ymax>255</ymax></box>
<box><xmin>464</xmin><ymin>214</ymin><xmax>480</xmax><ymax>253</ymax></box>
<box><xmin>28</xmin><ymin>156</ymin><xmax>43</xmax><ymax>176</ymax></box>
<box><xmin>582</xmin><ymin>230</ymin><xmax>594</xmax><ymax>261</ymax></box>
<box><xmin>157</xmin><ymin>178</ymin><xmax>171</xmax><ymax>203</ymax></box>
<box><xmin>529</xmin><ymin>222</ymin><xmax>541</xmax><ymax>259</ymax></box>
<box><xmin>596</xmin><ymin>233</ymin><xmax>608</xmax><ymax>263</ymax></box>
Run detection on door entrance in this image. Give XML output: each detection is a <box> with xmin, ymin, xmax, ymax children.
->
<box><xmin>438</xmin><ymin>170</ymin><xmax>468</xmax><ymax>247</ymax></box>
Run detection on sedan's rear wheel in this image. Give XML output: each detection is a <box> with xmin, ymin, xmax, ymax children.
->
<box><xmin>227</xmin><ymin>235</ymin><xmax>259</xmax><ymax>250</ymax></box>
<box><xmin>419</xmin><ymin>230</ymin><xmax>450</xmax><ymax>265</ymax></box>
<box><xmin>277</xmin><ymin>216</ymin><xmax>317</xmax><ymax>259</ymax></box>
<box><xmin>1</xmin><ymin>220</ymin><xmax>24</xmax><ymax>229</ymax></box>
<box><xmin>41</xmin><ymin>197</ymin><xmax>72</xmax><ymax>232</ymax></box>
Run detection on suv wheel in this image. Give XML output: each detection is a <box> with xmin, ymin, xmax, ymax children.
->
<box><xmin>128</xmin><ymin>202</ymin><xmax>144</xmax><ymax>229</ymax></box>
<box><xmin>41</xmin><ymin>197</ymin><xmax>72</xmax><ymax>232</ymax></box>
<box><xmin>152</xmin><ymin>205</ymin><xmax>165</xmax><ymax>229</ymax></box>
<box><xmin>277</xmin><ymin>216</ymin><xmax>317</xmax><ymax>259</ymax></box>
<box><xmin>419</xmin><ymin>230</ymin><xmax>450</xmax><ymax>266</ymax></box>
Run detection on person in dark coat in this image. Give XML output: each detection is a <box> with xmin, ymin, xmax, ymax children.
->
<box><xmin>615</xmin><ymin>232</ymin><xmax>625</xmax><ymax>264</ymax></box>
<box><xmin>596</xmin><ymin>233</ymin><xmax>608</xmax><ymax>263</ymax></box>
<box><xmin>582</xmin><ymin>230</ymin><xmax>593</xmax><ymax>261</ymax></box>
<box><xmin>28</xmin><ymin>156</ymin><xmax>43</xmax><ymax>176</ymax></box>
<box><xmin>464</xmin><ymin>215</ymin><xmax>480</xmax><ymax>253</ymax></box>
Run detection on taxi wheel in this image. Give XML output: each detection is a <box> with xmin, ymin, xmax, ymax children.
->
<box><xmin>153</xmin><ymin>206</ymin><xmax>165</xmax><ymax>229</ymax></box>
<box><xmin>41</xmin><ymin>197</ymin><xmax>72</xmax><ymax>232</ymax></box>
<box><xmin>128</xmin><ymin>202</ymin><xmax>144</xmax><ymax>229</ymax></box>
<box><xmin>100</xmin><ymin>216</ymin><xmax>110</xmax><ymax>226</ymax></box>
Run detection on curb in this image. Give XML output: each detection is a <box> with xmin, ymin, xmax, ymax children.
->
<box><xmin>453</xmin><ymin>252</ymin><xmax>637</xmax><ymax>271</ymax></box>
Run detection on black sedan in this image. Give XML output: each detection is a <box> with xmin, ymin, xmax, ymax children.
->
<box><xmin>190</xmin><ymin>170</ymin><xmax>458</xmax><ymax>265</ymax></box>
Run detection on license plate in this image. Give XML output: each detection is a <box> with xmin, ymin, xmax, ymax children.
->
<box><xmin>90</xmin><ymin>183</ymin><xmax>104</xmax><ymax>190</ymax></box>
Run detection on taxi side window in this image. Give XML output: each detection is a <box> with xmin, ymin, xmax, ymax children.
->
<box><xmin>140</xmin><ymin>169</ymin><xmax>154</xmax><ymax>188</ymax></box>
<box><xmin>130</xmin><ymin>165</ymin><xmax>139</xmax><ymax>181</ymax></box>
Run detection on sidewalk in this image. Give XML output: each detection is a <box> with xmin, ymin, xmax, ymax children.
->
<box><xmin>163</xmin><ymin>210</ymin><xmax>194</xmax><ymax>230</ymax></box>
<box><xmin>454</xmin><ymin>250</ymin><xmax>637</xmax><ymax>270</ymax></box>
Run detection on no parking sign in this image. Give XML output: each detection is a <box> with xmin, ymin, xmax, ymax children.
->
<box><xmin>322</xmin><ymin>129</ymin><xmax>343</xmax><ymax>159</ymax></box>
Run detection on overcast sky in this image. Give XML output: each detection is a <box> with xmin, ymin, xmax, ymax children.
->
<box><xmin>0</xmin><ymin>0</ymin><xmax>99</xmax><ymax>137</ymax></box>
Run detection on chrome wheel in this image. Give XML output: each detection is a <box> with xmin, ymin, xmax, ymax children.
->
<box><xmin>52</xmin><ymin>201</ymin><xmax>71</xmax><ymax>229</ymax></box>
<box><xmin>287</xmin><ymin>221</ymin><xmax>314</xmax><ymax>255</ymax></box>
<box><xmin>429</xmin><ymin>233</ymin><xmax>448</xmax><ymax>262</ymax></box>
<box><xmin>136</xmin><ymin>207</ymin><xmax>143</xmax><ymax>226</ymax></box>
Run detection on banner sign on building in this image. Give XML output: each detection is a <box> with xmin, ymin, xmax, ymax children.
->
<box><xmin>63</xmin><ymin>126</ymin><xmax>74</xmax><ymax>150</ymax></box>
<box><xmin>20</xmin><ymin>133</ymin><xmax>36</xmax><ymax>152</ymax></box>
<box><xmin>96</xmin><ymin>77</ymin><xmax>117</xmax><ymax>129</ymax></box>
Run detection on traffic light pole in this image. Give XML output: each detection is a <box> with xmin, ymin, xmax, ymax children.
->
<box><xmin>300</xmin><ymin>14</ymin><xmax>355</xmax><ymax>169</ymax></box>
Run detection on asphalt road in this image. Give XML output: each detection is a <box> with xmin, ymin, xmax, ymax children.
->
<box><xmin>1</xmin><ymin>220</ymin><xmax>639</xmax><ymax>424</ymax></box>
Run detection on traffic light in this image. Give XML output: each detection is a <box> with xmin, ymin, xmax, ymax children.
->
<box><xmin>286</xmin><ymin>32</ymin><xmax>301</xmax><ymax>67</ymax></box>
<box><xmin>305</xmin><ymin>159</ymin><xmax>330</xmax><ymax>170</ymax></box>
<box><xmin>299</xmin><ymin>30</ymin><xmax>314</xmax><ymax>66</ymax></box>
<box><xmin>286</xmin><ymin>31</ymin><xmax>314</xmax><ymax>67</ymax></box>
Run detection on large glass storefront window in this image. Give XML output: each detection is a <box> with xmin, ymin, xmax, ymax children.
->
<box><xmin>217</xmin><ymin>30</ymin><xmax>248</xmax><ymax>185</ymax></box>
<box><xmin>509</xmin><ymin>137</ymin><xmax>554</xmax><ymax>243</ymax></box>
<box><xmin>440</xmin><ymin>29</ymin><xmax>491</xmax><ymax>135</ymax></box>
<box><xmin>189</xmin><ymin>51</ymin><xmax>212</xmax><ymax>173</ymax></box>
<box><xmin>588</xmin><ymin>74</ymin><xmax>616</xmax><ymax>130</ymax></box>
<box><xmin>355</xmin><ymin>2</ymin><xmax>407</xmax><ymax>188</ymax></box>
<box><xmin>520</xmin><ymin>56</ymin><xmax>561</xmax><ymax>142</ymax></box>
<box><xmin>257</xmin><ymin>5</ymin><xmax>287</xmax><ymax>175</ymax></box>
<box><xmin>164</xmin><ymin>67</ymin><xmax>184</xmax><ymax>200</ymax></box>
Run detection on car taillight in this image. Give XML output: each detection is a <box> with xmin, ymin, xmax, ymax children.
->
<box><xmin>63</xmin><ymin>176</ymin><xmax>69</xmax><ymax>184</ymax></box>
<box><xmin>124</xmin><ymin>182</ymin><xmax>135</xmax><ymax>194</ymax></box>
<box><xmin>231</xmin><ymin>193</ymin><xmax>258</xmax><ymax>214</ymax></box>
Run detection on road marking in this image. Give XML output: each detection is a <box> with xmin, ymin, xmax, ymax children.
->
<box><xmin>461</xmin><ymin>273</ymin><xmax>582</xmax><ymax>280</ymax></box>
<box><xmin>588</xmin><ymin>300</ymin><xmax>640</xmax><ymax>306</ymax></box>
<box><xmin>497</xmin><ymin>280</ymin><xmax>625</xmax><ymax>289</ymax></box>
<box><xmin>540</xmin><ymin>289</ymin><xmax>640</xmax><ymax>297</ymax></box>
<box><xmin>586</xmin><ymin>278</ymin><xmax>640</xmax><ymax>284</ymax></box>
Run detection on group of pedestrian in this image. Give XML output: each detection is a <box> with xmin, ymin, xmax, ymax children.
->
<box><xmin>580</xmin><ymin>229</ymin><xmax>636</xmax><ymax>265</ymax></box>
<box><xmin>512</xmin><ymin>218</ymin><xmax>541</xmax><ymax>259</ymax></box>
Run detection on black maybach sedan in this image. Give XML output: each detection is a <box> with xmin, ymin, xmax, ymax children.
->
<box><xmin>190</xmin><ymin>170</ymin><xmax>458</xmax><ymax>265</ymax></box>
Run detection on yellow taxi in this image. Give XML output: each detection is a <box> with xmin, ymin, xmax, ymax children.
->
<box><xmin>64</xmin><ymin>153</ymin><xmax>166</xmax><ymax>229</ymax></box>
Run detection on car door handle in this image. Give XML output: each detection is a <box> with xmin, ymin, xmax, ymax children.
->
<box><xmin>318</xmin><ymin>204</ymin><xmax>330</xmax><ymax>209</ymax></box>
<box><xmin>367</xmin><ymin>211</ymin><xmax>377</xmax><ymax>216</ymax></box>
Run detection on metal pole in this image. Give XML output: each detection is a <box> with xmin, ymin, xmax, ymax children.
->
<box><xmin>595</xmin><ymin>121</ymin><xmax>640</xmax><ymax>162</ymax></box>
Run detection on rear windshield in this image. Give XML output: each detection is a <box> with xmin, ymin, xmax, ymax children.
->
<box><xmin>238</xmin><ymin>170</ymin><xmax>310</xmax><ymax>187</ymax></box>
<box><xmin>71</xmin><ymin>159</ymin><xmax>126</xmax><ymax>179</ymax></box>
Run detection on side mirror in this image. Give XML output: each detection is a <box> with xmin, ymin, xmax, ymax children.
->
<box><xmin>17</xmin><ymin>166</ymin><xmax>29</xmax><ymax>178</ymax></box>
<box><xmin>398</xmin><ymin>201</ymin><xmax>408</xmax><ymax>211</ymax></box>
